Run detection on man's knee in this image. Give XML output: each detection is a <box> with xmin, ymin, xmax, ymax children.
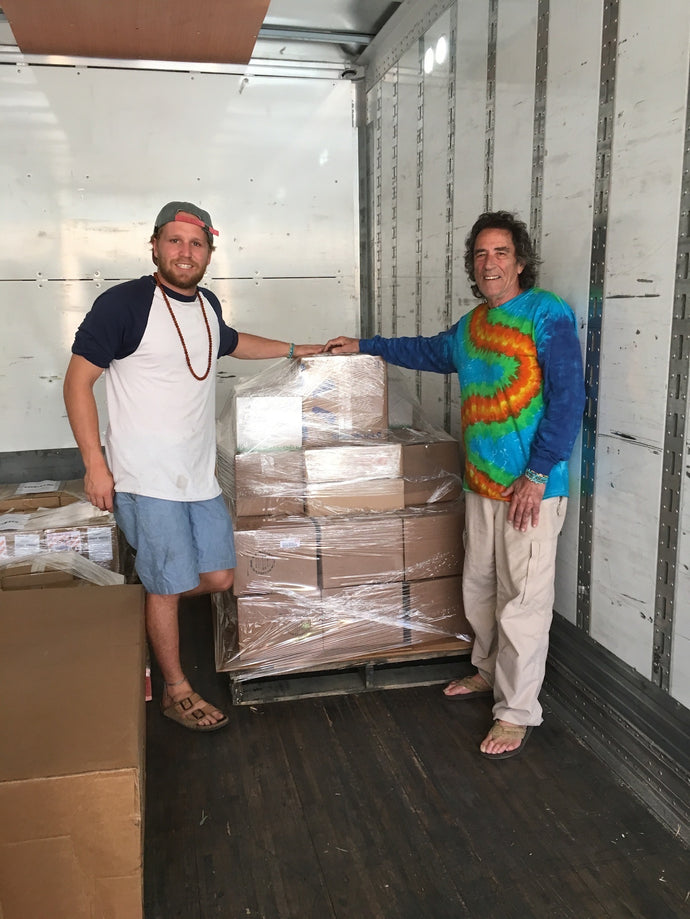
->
<box><xmin>199</xmin><ymin>569</ymin><xmax>234</xmax><ymax>593</ymax></box>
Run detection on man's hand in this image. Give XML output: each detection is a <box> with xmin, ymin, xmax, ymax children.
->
<box><xmin>292</xmin><ymin>343</ymin><xmax>326</xmax><ymax>358</ymax></box>
<box><xmin>324</xmin><ymin>336</ymin><xmax>360</xmax><ymax>354</ymax></box>
<box><xmin>502</xmin><ymin>476</ymin><xmax>546</xmax><ymax>531</ymax></box>
<box><xmin>84</xmin><ymin>464</ymin><xmax>115</xmax><ymax>512</ymax></box>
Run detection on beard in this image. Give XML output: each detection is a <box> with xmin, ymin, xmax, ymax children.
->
<box><xmin>156</xmin><ymin>257</ymin><xmax>207</xmax><ymax>292</ymax></box>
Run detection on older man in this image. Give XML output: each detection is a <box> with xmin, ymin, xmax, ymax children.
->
<box><xmin>325</xmin><ymin>210</ymin><xmax>585</xmax><ymax>759</ymax></box>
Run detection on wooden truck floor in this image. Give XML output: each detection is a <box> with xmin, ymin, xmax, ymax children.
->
<box><xmin>144</xmin><ymin>598</ymin><xmax>689</xmax><ymax>918</ymax></box>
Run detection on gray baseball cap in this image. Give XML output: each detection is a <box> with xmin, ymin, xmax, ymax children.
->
<box><xmin>153</xmin><ymin>201</ymin><xmax>219</xmax><ymax>245</ymax></box>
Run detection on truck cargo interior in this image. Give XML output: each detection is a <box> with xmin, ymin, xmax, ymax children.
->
<box><xmin>0</xmin><ymin>1</ymin><xmax>689</xmax><ymax>918</ymax></box>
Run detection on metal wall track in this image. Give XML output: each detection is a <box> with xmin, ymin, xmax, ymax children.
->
<box><xmin>530</xmin><ymin>0</ymin><xmax>549</xmax><ymax>250</ymax></box>
<box><xmin>652</xmin><ymin>67</ymin><xmax>690</xmax><ymax>689</ymax></box>
<box><xmin>577</xmin><ymin>0</ymin><xmax>619</xmax><ymax>632</ymax></box>
<box><xmin>391</xmin><ymin>68</ymin><xmax>400</xmax><ymax>338</ymax></box>
<box><xmin>374</xmin><ymin>81</ymin><xmax>384</xmax><ymax>336</ymax></box>
<box><xmin>414</xmin><ymin>37</ymin><xmax>425</xmax><ymax>401</ymax></box>
<box><xmin>356</xmin><ymin>80</ymin><xmax>375</xmax><ymax>338</ymax></box>
<box><xmin>443</xmin><ymin>12</ymin><xmax>457</xmax><ymax>432</ymax></box>
<box><xmin>484</xmin><ymin>0</ymin><xmax>498</xmax><ymax>212</ymax></box>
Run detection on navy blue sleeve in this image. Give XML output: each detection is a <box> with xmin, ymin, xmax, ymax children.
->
<box><xmin>360</xmin><ymin>326</ymin><xmax>457</xmax><ymax>374</ymax></box>
<box><xmin>200</xmin><ymin>287</ymin><xmax>239</xmax><ymax>356</ymax></box>
<box><xmin>71</xmin><ymin>276</ymin><xmax>156</xmax><ymax>368</ymax></box>
<box><xmin>530</xmin><ymin>314</ymin><xmax>585</xmax><ymax>474</ymax></box>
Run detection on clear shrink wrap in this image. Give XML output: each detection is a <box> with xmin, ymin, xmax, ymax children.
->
<box><xmin>0</xmin><ymin>479</ymin><xmax>120</xmax><ymax>576</ymax></box>
<box><xmin>214</xmin><ymin>354</ymin><xmax>471</xmax><ymax>679</ymax></box>
<box><xmin>0</xmin><ymin>551</ymin><xmax>125</xmax><ymax>590</ymax></box>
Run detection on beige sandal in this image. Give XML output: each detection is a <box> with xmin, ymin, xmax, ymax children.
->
<box><xmin>443</xmin><ymin>673</ymin><xmax>493</xmax><ymax>699</ymax></box>
<box><xmin>480</xmin><ymin>721</ymin><xmax>532</xmax><ymax>760</ymax></box>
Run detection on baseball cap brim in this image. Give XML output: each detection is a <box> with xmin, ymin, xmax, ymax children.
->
<box><xmin>154</xmin><ymin>201</ymin><xmax>219</xmax><ymax>240</ymax></box>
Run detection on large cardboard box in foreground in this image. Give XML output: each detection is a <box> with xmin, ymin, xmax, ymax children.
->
<box><xmin>0</xmin><ymin>584</ymin><xmax>146</xmax><ymax>919</ymax></box>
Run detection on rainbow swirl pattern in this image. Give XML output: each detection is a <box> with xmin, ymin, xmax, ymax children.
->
<box><xmin>459</xmin><ymin>304</ymin><xmax>543</xmax><ymax>500</ymax></box>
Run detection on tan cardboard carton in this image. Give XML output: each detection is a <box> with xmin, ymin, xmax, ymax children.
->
<box><xmin>233</xmin><ymin>516</ymin><xmax>319</xmax><ymax>595</ymax></box>
<box><xmin>0</xmin><ymin>585</ymin><xmax>146</xmax><ymax>919</ymax></box>
<box><xmin>0</xmin><ymin>484</ymin><xmax>120</xmax><ymax>573</ymax></box>
<box><xmin>234</xmin><ymin>450</ymin><xmax>305</xmax><ymax>517</ymax></box>
<box><xmin>305</xmin><ymin>478</ymin><xmax>405</xmax><ymax>516</ymax></box>
<box><xmin>234</xmin><ymin>394</ymin><xmax>303</xmax><ymax>452</ymax></box>
<box><xmin>406</xmin><ymin>575</ymin><xmax>471</xmax><ymax>642</ymax></box>
<box><xmin>317</xmin><ymin>514</ymin><xmax>404</xmax><ymax>589</ymax></box>
<box><xmin>401</xmin><ymin>500</ymin><xmax>465</xmax><ymax>581</ymax></box>
<box><xmin>400</xmin><ymin>439</ymin><xmax>462</xmax><ymax>506</ymax></box>
<box><xmin>321</xmin><ymin>582</ymin><xmax>405</xmax><ymax>658</ymax></box>
<box><xmin>213</xmin><ymin>589</ymin><xmax>327</xmax><ymax>673</ymax></box>
<box><xmin>0</xmin><ymin>564</ymin><xmax>81</xmax><ymax>590</ymax></box>
<box><xmin>236</xmin><ymin>590</ymin><xmax>324</xmax><ymax>667</ymax></box>
<box><xmin>300</xmin><ymin>354</ymin><xmax>388</xmax><ymax>445</ymax></box>
<box><xmin>304</xmin><ymin>443</ymin><xmax>402</xmax><ymax>483</ymax></box>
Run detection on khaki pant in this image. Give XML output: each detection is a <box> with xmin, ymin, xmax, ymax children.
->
<box><xmin>463</xmin><ymin>492</ymin><xmax>567</xmax><ymax>726</ymax></box>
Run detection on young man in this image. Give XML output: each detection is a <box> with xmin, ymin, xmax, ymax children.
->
<box><xmin>64</xmin><ymin>201</ymin><xmax>323</xmax><ymax>732</ymax></box>
<box><xmin>325</xmin><ymin>211</ymin><xmax>585</xmax><ymax>759</ymax></box>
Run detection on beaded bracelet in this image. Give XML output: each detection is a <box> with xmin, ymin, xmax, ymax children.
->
<box><xmin>525</xmin><ymin>468</ymin><xmax>548</xmax><ymax>486</ymax></box>
<box><xmin>287</xmin><ymin>342</ymin><xmax>295</xmax><ymax>359</ymax></box>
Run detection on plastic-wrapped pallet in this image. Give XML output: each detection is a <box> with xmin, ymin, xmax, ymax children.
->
<box><xmin>214</xmin><ymin>354</ymin><xmax>471</xmax><ymax>680</ymax></box>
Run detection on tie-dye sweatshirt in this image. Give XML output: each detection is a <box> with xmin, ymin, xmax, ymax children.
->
<box><xmin>359</xmin><ymin>287</ymin><xmax>585</xmax><ymax>500</ymax></box>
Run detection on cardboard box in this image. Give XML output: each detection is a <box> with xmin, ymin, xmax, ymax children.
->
<box><xmin>236</xmin><ymin>590</ymin><xmax>324</xmax><ymax>667</ymax></box>
<box><xmin>317</xmin><ymin>515</ymin><xmax>404</xmax><ymax>589</ymax></box>
<box><xmin>401</xmin><ymin>500</ymin><xmax>465</xmax><ymax>581</ymax></box>
<box><xmin>234</xmin><ymin>395</ymin><xmax>303</xmax><ymax>452</ymax></box>
<box><xmin>300</xmin><ymin>354</ymin><xmax>388</xmax><ymax>445</ymax></box>
<box><xmin>234</xmin><ymin>450</ymin><xmax>305</xmax><ymax>517</ymax></box>
<box><xmin>400</xmin><ymin>440</ymin><xmax>462</xmax><ymax>506</ymax></box>
<box><xmin>0</xmin><ymin>564</ymin><xmax>81</xmax><ymax>590</ymax></box>
<box><xmin>217</xmin><ymin>583</ymin><xmax>410</xmax><ymax>674</ymax></box>
<box><xmin>0</xmin><ymin>487</ymin><xmax>120</xmax><ymax>573</ymax></box>
<box><xmin>406</xmin><ymin>575</ymin><xmax>471</xmax><ymax>641</ymax></box>
<box><xmin>233</xmin><ymin>517</ymin><xmax>319</xmax><ymax>595</ymax></box>
<box><xmin>321</xmin><ymin>582</ymin><xmax>405</xmax><ymax>658</ymax></box>
<box><xmin>305</xmin><ymin>478</ymin><xmax>405</xmax><ymax>516</ymax></box>
<box><xmin>0</xmin><ymin>584</ymin><xmax>146</xmax><ymax>919</ymax></box>
<box><xmin>304</xmin><ymin>443</ymin><xmax>402</xmax><ymax>484</ymax></box>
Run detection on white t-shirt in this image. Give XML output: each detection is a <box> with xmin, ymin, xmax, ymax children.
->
<box><xmin>72</xmin><ymin>275</ymin><xmax>239</xmax><ymax>501</ymax></box>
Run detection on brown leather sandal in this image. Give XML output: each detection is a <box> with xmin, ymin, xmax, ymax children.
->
<box><xmin>162</xmin><ymin>692</ymin><xmax>229</xmax><ymax>732</ymax></box>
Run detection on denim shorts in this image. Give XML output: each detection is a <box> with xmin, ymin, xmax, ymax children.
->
<box><xmin>114</xmin><ymin>492</ymin><xmax>236</xmax><ymax>595</ymax></box>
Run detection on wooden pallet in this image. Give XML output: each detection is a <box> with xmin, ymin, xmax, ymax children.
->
<box><xmin>225</xmin><ymin>641</ymin><xmax>472</xmax><ymax>705</ymax></box>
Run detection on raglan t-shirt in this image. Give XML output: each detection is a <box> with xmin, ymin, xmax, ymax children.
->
<box><xmin>72</xmin><ymin>274</ymin><xmax>239</xmax><ymax>501</ymax></box>
<box><xmin>360</xmin><ymin>288</ymin><xmax>585</xmax><ymax>501</ymax></box>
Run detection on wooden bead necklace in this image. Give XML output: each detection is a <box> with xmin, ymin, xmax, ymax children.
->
<box><xmin>154</xmin><ymin>272</ymin><xmax>212</xmax><ymax>381</ymax></box>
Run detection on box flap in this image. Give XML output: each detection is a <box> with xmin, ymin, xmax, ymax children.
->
<box><xmin>0</xmin><ymin>585</ymin><xmax>145</xmax><ymax>782</ymax></box>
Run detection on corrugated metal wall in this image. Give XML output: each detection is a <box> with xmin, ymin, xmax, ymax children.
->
<box><xmin>359</xmin><ymin>0</ymin><xmax>690</xmax><ymax>708</ymax></box>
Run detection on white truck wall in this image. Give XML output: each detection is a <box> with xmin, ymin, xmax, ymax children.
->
<box><xmin>0</xmin><ymin>62</ymin><xmax>358</xmax><ymax>452</ymax></box>
<box><xmin>359</xmin><ymin>0</ymin><xmax>690</xmax><ymax>708</ymax></box>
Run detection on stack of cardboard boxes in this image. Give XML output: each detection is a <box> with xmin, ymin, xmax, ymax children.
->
<box><xmin>0</xmin><ymin>480</ymin><xmax>146</xmax><ymax>919</ymax></box>
<box><xmin>0</xmin><ymin>479</ymin><xmax>120</xmax><ymax>589</ymax></box>
<box><xmin>214</xmin><ymin>354</ymin><xmax>472</xmax><ymax>678</ymax></box>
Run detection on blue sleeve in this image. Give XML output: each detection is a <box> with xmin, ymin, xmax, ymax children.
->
<box><xmin>71</xmin><ymin>276</ymin><xmax>154</xmax><ymax>368</ymax></box>
<box><xmin>201</xmin><ymin>287</ymin><xmax>239</xmax><ymax>356</ymax></box>
<box><xmin>529</xmin><ymin>311</ymin><xmax>585</xmax><ymax>474</ymax></box>
<box><xmin>360</xmin><ymin>326</ymin><xmax>457</xmax><ymax>374</ymax></box>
